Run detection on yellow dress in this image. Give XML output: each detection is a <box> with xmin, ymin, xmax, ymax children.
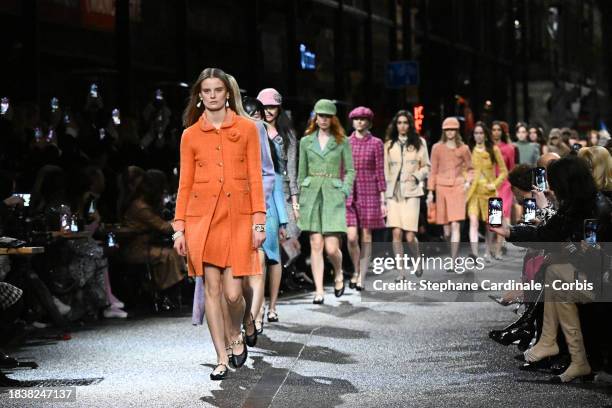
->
<box><xmin>466</xmin><ymin>145</ymin><xmax>508</xmax><ymax>221</ymax></box>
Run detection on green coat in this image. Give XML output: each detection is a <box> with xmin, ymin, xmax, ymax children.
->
<box><xmin>297</xmin><ymin>131</ymin><xmax>355</xmax><ymax>233</ymax></box>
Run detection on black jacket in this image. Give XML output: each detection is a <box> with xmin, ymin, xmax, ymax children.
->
<box><xmin>508</xmin><ymin>192</ymin><xmax>612</xmax><ymax>245</ymax></box>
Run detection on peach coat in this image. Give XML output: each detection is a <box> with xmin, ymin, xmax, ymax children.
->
<box><xmin>174</xmin><ymin>109</ymin><xmax>266</xmax><ymax>278</ymax></box>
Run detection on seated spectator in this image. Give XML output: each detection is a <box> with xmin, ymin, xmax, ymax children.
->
<box><xmin>71</xmin><ymin>166</ymin><xmax>127</xmax><ymax>318</ymax></box>
<box><xmin>119</xmin><ymin>169</ymin><xmax>186</xmax><ymax>300</ymax></box>
<box><xmin>117</xmin><ymin>165</ymin><xmax>146</xmax><ymax>219</ymax></box>
<box><xmin>492</xmin><ymin>156</ymin><xmax>608</xmax><ymax>383</ymax></box>
<box><xmin>31</xmin><ymin>165</ymin><xmax>109</xmax><ymax>322</ymax></box>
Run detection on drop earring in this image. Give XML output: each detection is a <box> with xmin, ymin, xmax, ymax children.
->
<box><xmin>196</xmin><ymin>97</ymin><xmax>202</xmax><ymax>108</ymax></box>
<box><xmin>225</xmin><ymin>97</ymin><xmax>229</xmax><ymax>108</ymax></box>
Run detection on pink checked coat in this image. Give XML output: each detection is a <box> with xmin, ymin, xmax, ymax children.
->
<box><xmin>346</xmin><ymin>132</ymin><xmax>386</xmax><ymax>229</ymax></box>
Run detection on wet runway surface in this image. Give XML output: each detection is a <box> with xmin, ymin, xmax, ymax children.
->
<box><xmin>2</xmin><ymin>249</ymin><xmax>611</xmax><ymax>407</ymax></box>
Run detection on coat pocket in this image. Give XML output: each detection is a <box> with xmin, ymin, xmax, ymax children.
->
<box><xmin>301</xmin><ymin>177</ymin><xmax>312</xmax><ymax>188</ymax></box>
<box><xmin>331</xmin><ymin>178</ymin><xmax>347</xmax><ymax>198</ymax></box>
<box><xmin>186</xmin><ymin>184</ymin><xmax>211</xmax><ymax>216</ymax></box>
<box><xmin>237</xmin><ymin>190</ymin><xmax>252</xmax><ymax>215</ymax></box>
<box><xmin>232</xmin><ymin>155</ymin><xmax>248</xmax><ymax>180</ymax></box>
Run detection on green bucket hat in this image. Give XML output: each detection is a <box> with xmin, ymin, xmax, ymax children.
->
<box><xmin>313</xmin><ymin>99</ymin><xmax>337</xmax><ymax>116</ymax></box>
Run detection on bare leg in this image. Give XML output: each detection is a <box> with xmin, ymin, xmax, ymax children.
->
<box><xmin>102</xmin><ymin>268</ymin><xmax>122</xmax><ymax>306</ymax></box>
<box><xmin>347</xmin><ymin>227</ymin><xmax>360</xmax><ymax>285</ymax></box>
<box><xmin>310</xmin><ymin>233</ymin><xmax>325</xmax><ymax>297</ymax></box>
<box><xmin>359</xmin><ymin>229</ymin><xmax>372</xmax><ymax>286</ymax></box>
<box><xmin>404</xmin><ymin>231</ymin><xmax>420</xmax><ymax>274</ymax></box>
<box><xmin>443</xmin><ymin>224</ymin><xmax>451</xmax><ymax>241</ymax></box>
<box><xmin>249</xmin><ymin>250</ymin><xmax>266</xmax><ymax>330</ymax></box>
<box><xmin>450</xmin><ymin>221</ymin><xmax>461</xmax><ymax>260</ymax></box>
<box><xmin>392</xmin><ymin>228</ymin><xmax>405</xmax><ymax>279</ymax></box>
<box><xmin>495</xmin><ymin>217</ymin><xmax>509</xmax><ymax>258</ymax></box>
<box><xmin>204</xmin><ymin>265</ymin><xmax>229</xmax><ymax>367</ymax></box>
<box><xmin>485</xmin><ymin>229</ymin><xmax>495</xmax><ymax>258</ymax></box>
<box><xmin>222</xmin><ymin>268</ymin><xmax>246</xmax><ymax>356</ymax></box>
<box><xmin>267</xmin><ymin>263</ymin><xmax>282</xmax><ymax>316</ymax></box>
<box><xmin>468</xmin><ymin>214</ymin><xmax>479</xmax><ymax>256</ymax></box>
<box><xmin>324</xmin><ymin>235</ymin><xmax>343</xmax><ymax>290</ymax></box>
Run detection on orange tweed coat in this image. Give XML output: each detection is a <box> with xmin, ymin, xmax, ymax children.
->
<box><xmin>174</xmin><ymin>109</ymin><xmax>266</xmax><ymax>277</ymax></box>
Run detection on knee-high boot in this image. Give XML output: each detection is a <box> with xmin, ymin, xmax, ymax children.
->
<box><xmin>552</xmin><ymin>302</ymin><xmax>592</xmax><ymax>383</ymax></box>
<box><xmin>524</xmin><ymin>300</ymin><xmax>560</xmax><ymax>362</ymax></box>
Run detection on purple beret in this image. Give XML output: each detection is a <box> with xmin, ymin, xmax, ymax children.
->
<box><xmin>348</xmin><ymin>106</ymin><xmax>374</xmax><ymax>120</ymax></box>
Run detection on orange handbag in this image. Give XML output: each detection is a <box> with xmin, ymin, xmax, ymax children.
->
<box><xmin>427</xmin><ymin>201</ymin><xmax>437</xmax><ymax>224</ymax></box>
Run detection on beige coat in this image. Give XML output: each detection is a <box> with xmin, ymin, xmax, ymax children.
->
<box><xmin>384</xmin><ymin>137</ymin><xmax>430</xmax><ymax>198</ymax></box>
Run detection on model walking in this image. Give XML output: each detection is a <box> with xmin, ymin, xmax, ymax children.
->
<box><xmin>256</xmin><ymin>88</ymin><xmax>300</xmax><ymax>325</ymax></box>
<box><xmin>173</xmin><ymin>68</ymin><xmax>266</xmax><ymax>380</ymax></box>
<box><xmin>384</xmin><ymin>110</ymin><xmax>430</xmax><ymax>280</ymax></box>
<box><xmin>491</xmin><ymin>121</ymin><xmax>515</xmax><ymax>258</ymax></box>
<box><xmin>344</xmin><ymin>106</ymin><xmax>386</xmax><ymax>290</ymax></box>
<box><xmin>297</xmin><ymin>99</ymin><xmax>355</xmax><ymax>304</ymax></box>
<box><xmin>466</xmin><ymin>121</ymin><xmax>507</xmax><ymax>262</ymax></box>
<box><xmin>427</xmin><ymin>117</ymin><xmax>472</xmax><ymax>273</ymax></box>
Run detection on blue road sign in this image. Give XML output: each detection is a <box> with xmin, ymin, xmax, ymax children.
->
<box><xmin>386</xmin><ymin>61</ymin><xmax>419</xmax><ymax>89</ymax></box>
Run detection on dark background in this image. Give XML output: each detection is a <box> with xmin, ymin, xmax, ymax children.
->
<box><xmin>1</xmin><ymin>0</ymin><xmax>611</xmax><ymax>139</ymax></box>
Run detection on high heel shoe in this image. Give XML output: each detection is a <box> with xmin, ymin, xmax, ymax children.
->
<box><xmin>355</xmin><ymin>284</ymin><xmax>363</xmax><ymax>291</ymax></box>
<box><xmin>334</xmin><ymin>278</ymin><xmax>345</xmax><ymax>298</ymax></box>
<box><xmin>210</xmin><ymin>363</ymin><xmax>228</xmax><ymax>381</ymax></box>
<box><xmin>254</xmin><ymin>318</ymin><xmax>264</xmax><ymax>335</ymax></box>
<box><xmin>489</xmin><ymin>324</ymin><xmax>534</xmax><ymax>348</ymax></box>
<box><xmin>230</xmin><ymin>334</ymin><xmax>248</xmax><ymax>368</ymax></box>
<box><xmin>488</xmin><ymin>294</ymin><xmax>522</xmax><ymax>306</ymax></box>
<box><xmin>313</xmin><ymin>294</ymin><xmax>324</xmax><ymax>304</ymax></box>
<box><xmin>267</xmin><ymin>310</ymin><xmax>278</xmax><ymax>323</ymax></box>
<box><xmin>349</xmin><ymin>273</ymin><xmax>358</xmax><ymax>289</ymax></box>
<box><xmin>244</xmin><ymin>314</ymin><xmax>257</xmax><ymax>347</ymax></box>
<box><xmin>491</xmin><ymin>297</ymin><xmax>540</xmax><ymax>334</ymax></box>
<box><xmin>519</xmin><ymin>357</ymin><xmax>554</xmax><ymax>371</ymax></box>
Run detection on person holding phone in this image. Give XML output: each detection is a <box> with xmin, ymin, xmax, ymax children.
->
<box><xmin>297</xmin><ymin>99</ymin><xmax>355</xmax><ymax>304</ymax></box>
<box><xmin>467</xmin><ymin>122</ymin><xmax>507</xmax><ymax>262</ymax></box>
<box><xmin>173</xmin><ymin>68</ymin><xmax>266</xmax><ymax>380</ymax></box>
<box><xmin>427</xmin><ymin>117</ymin><xmax>472</xmax><ymax>273</ymax></box>
<box><xmin>490</xmin><ymin>156</ymin><xmax>606</xmax><ymax>383</ymax></box>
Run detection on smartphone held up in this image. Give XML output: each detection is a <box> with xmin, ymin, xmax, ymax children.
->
<box><xmin>523</xmin><ymin>198</ymin><xmax>536</xmax><ymax>223</ymax></box>
<box><xmin>533</xmin><ymin>167</ymin><xmax>547</xmax><ymax>191</ymax></box>
<box><xmin>488</xmin><ymin>197</ymin><xmax>503</xmax><ymax>227</ymax></box>
<box><xmin>584</xmin><ymin>219</ymin><xmax>599</xmax><ymax>246</ymax></box>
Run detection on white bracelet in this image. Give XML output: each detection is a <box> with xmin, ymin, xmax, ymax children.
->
<box><xmin>172</xmin><ymin>230</ymin><xmax>184</xmax><ymax>241</ymax></box>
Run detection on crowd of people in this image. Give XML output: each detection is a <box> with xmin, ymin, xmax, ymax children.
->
<box><xmin>1</xmin><ymin>66</ymin><xmax>611</xmax><ymax>385</ymax></box>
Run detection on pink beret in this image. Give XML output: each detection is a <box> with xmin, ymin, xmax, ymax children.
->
<box><xmin>348</xmin><ymin>106</ymin><xmax>374</xmax><ymax>120</ymax></box>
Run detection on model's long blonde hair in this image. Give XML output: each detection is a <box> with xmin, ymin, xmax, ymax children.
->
<box><xmin>578</xmin><ymin>145</ymin><xmax>612</xmax><ymax>191</ymax></box>
<box><xmin>226</xmin><ymin>74</ymin><xmax>251</xmax><ymax>120</ymax></box>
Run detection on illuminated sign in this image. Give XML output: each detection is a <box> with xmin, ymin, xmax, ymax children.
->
<box><xmin>299</xmin><ymin>44</ymin><xmax>316</xmax><ymax>70</ymax></box>
<box><xmin>413</xmin><ymin>105</ymin><xmax>424</xmax><ymax>134</ymax></box>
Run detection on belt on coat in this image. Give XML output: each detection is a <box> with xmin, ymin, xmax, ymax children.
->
<box><xmin>308</xmin><ymin>172</ymin><xmax>338</xmax><ymax>178</ymax></box>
